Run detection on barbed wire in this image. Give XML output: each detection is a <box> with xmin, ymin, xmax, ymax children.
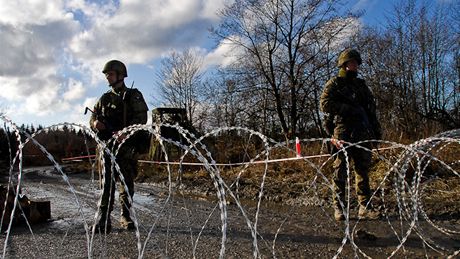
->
<box><xmin>0</xmin><ymin>115</ymin><xmax>459</xmax><ymax>258</ymax></box>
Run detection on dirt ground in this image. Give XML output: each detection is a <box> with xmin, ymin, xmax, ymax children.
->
<box><xmin>133</xmin><ymin>156</ymin><xmax>460</xmax><ymax>258</ymax></box>
<box><xmin>1</xmin><ymin>135</ymin><xmax>459</xmax><ymax>258</ymax></box>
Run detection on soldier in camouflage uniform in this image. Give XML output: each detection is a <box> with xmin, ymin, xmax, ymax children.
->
<box><xmin>90</xmin><ymin>60</ymin><xmax>148</xmax><ymax>231</ymax></box>
<box><xmin>320</xmin><ymin>49</ymin><xmax>382</xmax><ymax>221</ymax></box>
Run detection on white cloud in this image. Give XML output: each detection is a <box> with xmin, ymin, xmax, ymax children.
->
<box><xmin>0</xmin><ymin>0</ymin><xmax>228</xmax><ymax>126</ymax></box>
<box><xmin>66</xmin><ymin>0</ymin><xmax>229</xmax><ymax>88</ymax></box>
<box><xmin>203</xmin><ymin>37</ymin><xmax>240</xmax><ymax>68</ymax></box>
<box><xmin>63</xmin><ymin>78</ymin><xmax>85</xmax><ymax>101</ymax></box>
<box><xmin>66</xmin><ymin>96</ymin><xmax>99</xmax><ymax>126</ymax></box>
<box><xmin>69</xmin><ymin>1</ymin><xmax>222</xmax><ymax>63</ymax></box>
<box><xmin>201</xmin><ymin>0</ymin><xmax>230</xmax><ymax>21</ymax></box>
<box><xmin>0</xmin><ymin>0</ymin><xmax>70</xmax><ymax>26</ymax></box>
<box><xmin>0</xmin><ymin>1</ymin><xmax>82</xmax><ymax>123</ymax></box>
<box><xmin>313</xmin><ymin>17</ymin><xmax>362</xmax><ymax>51</ymax></box>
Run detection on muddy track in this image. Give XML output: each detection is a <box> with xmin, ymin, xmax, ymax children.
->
<box><xmin>0</xmin><ymin>167</ymin><xmax>459</xmax><ymax>258</ymax></box>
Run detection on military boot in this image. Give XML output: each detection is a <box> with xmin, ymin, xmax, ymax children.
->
<box><xmin>95</xmin><ymin>212</ymin><xmax>112</xmax><ymax>233</ymax></box>
<box><xmin>333</xmin><ymin>204</ymin><xmax>345</xmax><ymax>221</ymax></box>
<box><xmin>120</xmin><ymin>208</ymin><xmax>135</xmax><ymax>230</ymax></box>
<box><xmin>332</xmin><ymin>191</ymin><xmax>345</xmax><ymax>221</ymax></box>
<box><xmin>358</xmin><ymin>205</ymin><xmax>381</xmax><ymax>220</ymax></box>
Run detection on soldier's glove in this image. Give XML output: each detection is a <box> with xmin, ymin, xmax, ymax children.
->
<box><xmin>114</xmin><ymin>131</ymin><xmax>127</xmax><ymax>143</ymax></box>
<box><xmin>331</xmin><ymin>138</ymin><xmax>345</xmax><ymax>149</ymax></box>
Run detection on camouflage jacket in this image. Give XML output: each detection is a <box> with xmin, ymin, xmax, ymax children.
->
<box><xmin>320</xmin><ymin>71</ymin><xmax>381</xmax><ymax>142</ymax></box>
<box><xmin>90</xmin><ymin>83</ymin><xmax>148</xmax><ymax>135</ymax></box>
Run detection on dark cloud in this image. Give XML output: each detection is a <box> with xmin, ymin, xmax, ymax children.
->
<box><xmin>0</xmin><ymin>18</ymin><xmax>79</xmax><ymax>78</ymax></box>
<box><xmin>0</xmin><ymin>24</ymin><xmax>52</xmax><ymax>76</ymax></box>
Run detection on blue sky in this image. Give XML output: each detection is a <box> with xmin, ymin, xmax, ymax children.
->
<box><xmin>0</xmin><ymin>0</ymin><xmax>450</xmax><ymax>128</ymax></box>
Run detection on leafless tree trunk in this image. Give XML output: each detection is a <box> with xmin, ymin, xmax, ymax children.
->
<box><xmin>356</xmin><ymin>0</ymin><xmax>459</xmax><ymax>140</ymax></box>
<box><xmin>213</xmin><ymin>0</ymin><xmax>357</xmax><ymax>140</ymax></box>
<box><xmin>156</xmin><ymin>49</ymin><xmax>204</xmax><ymax>125</ymax></box>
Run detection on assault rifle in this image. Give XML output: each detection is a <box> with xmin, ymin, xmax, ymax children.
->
<box><xmin>84</xmin><ymin>107</ymin><xmax>114</xmax><ymax>141</ymax></box>
<box><xmin>331</xmin><ymin>80</ymin><xmax>377</xmax><ymax>139</ymax></box>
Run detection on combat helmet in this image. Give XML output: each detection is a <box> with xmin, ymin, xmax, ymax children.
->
<box><xmin>102</xmin><ymin>60</ymin><xmax>127</xmax><ymax>77</ymax></box>
<box><xmin>337</xmin><ymin>49</ymin><xmax>362</xmax><ymax>68</ymax></box>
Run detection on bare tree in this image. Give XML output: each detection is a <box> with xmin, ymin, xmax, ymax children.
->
<box><xmin>204</xmin><ymin>0</ymin><xmax>457</xmax><ymax>140</ymax></box>
<box><xmin>156</xmin><ymin>49</ymin><xmax>204</xmax><ymax>125</ymax></box>
<box><xmin>212</xmin><ymin>0</ymin><xmax>358</xmax><ymax>140</ymax></box>
<box><xmin>199</xmin><ymin>69</ymin><xmax>271</xmax><ymax>133</ymax></box>
<box><xmin>356</xmin><ymin>0</ymin><xmax>459</xmax><ymax>140</ymax></box>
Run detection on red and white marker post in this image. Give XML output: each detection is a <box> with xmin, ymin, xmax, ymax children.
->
<box><xmin>295</xmin><ymin>137</ymin><xmax>301</xmax><ymax>158</ymax></box>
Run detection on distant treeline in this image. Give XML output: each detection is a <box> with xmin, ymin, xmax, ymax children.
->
<box><xmin>0</xmin><ymin>124</ymin><xmax>95</xmax><ymax>167</ymax></box>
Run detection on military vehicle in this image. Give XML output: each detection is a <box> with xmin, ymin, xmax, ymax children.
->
<box><xmin>148</xmin><ymin>108</ymin><xmax>196</xmax><ymax>161</ymax></box>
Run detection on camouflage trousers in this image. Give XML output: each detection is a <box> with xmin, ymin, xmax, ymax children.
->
<box><xmin>98</xmin><ymin>145</ymin><xmax>138</xmax><ymax>216</ymax></box>
<box><xmin>332</xmin><ymin>143</ymin><xmax>373</xmax><ymax>208</ymax></box>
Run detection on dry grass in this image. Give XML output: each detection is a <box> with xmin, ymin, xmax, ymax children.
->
<box><xmin>58</xmin><ymin>138</ymin><xmax>459</xmax><ymax>210</ymax></box>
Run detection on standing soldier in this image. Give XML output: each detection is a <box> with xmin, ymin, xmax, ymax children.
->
<box><xmin>320</xmin><ymin>49</ymin><xmax>382</xmax><ymax>221</ymax></box>
<box><xmin>90</xmin><ymin>60</ymin><xmax>148</xmax><ymax>231</ymax></box>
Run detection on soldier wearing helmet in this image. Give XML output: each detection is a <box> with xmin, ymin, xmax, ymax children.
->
<box><xmin>336</xmin><ymin>49</ymin><xmax>362</xmax><ymax>68</ymax></box>
<box><xmin>320</xmin><ymin>49</ymin><xmax>382</xmax><ymax>221</ymax></box>
<box><xmin>90</xmin><ymin>60</ymin><xmax>148</xmax><ymax>232</ymax></box>
<box><xmin>102</xmin><ymin>60</ymin><xmax>128</xmax><ymax>85</ymax></box>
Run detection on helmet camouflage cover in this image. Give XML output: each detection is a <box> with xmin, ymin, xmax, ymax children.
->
<box><xmin>102</xmin><ymin>60</ymin><xmax>127</xmax><ymax>77</ymax></box>
<box><xmin>337</xmin><ymin>49</ymin><xmax>362</xmax><ymax>68</ymax></box>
